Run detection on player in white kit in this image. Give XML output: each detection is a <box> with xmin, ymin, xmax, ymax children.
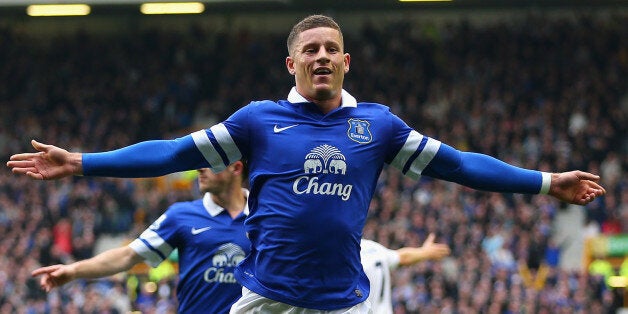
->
<box><xmin>360</xmin><ymin>234</ymin><xmax>450</xmax><ymax>314</ymax></box>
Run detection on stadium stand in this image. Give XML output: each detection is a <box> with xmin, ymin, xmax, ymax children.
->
<box><xmin>0</xmin><ymin>10</ymin><xmax>625</xmax><ymax>313</ymax></box>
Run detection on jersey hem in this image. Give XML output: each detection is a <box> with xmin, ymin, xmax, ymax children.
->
<box><xmin>234</xmin><ymin>268</ymin><xmax>366</xmax><ymax>311</ymax></box>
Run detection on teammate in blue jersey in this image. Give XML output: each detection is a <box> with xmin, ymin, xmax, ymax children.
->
<box><xmin>9</xmin><ymin>14</ymin><xmax>605</xmax><ymax>313</ymax></box>
<box><xmin>30</xmin><ymin>162</ymin><xmax>250</xmax><ymax>314</ymax></box>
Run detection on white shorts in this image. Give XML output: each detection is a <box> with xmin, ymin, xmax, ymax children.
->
<box><xmin>230</xmin><ymin>287</ymin><xmax>372</xmax><ymax>314</ymax></box>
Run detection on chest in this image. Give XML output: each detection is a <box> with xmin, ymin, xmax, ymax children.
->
<box><xmin>250</xmin><ymin>114</ymin><xmax>386</xmax><ymax>176</ymax></box>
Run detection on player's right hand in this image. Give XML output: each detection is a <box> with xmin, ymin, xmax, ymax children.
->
<box><xmin>7</xmin><ymin>140</ymin><xmax>83</xmax><ymax>180</ymax></box>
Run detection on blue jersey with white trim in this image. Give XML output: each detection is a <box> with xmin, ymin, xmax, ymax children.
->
<box><xmin>129</xmin><ymin>192</ymin><xmax>250</xmax><ymax>314</ymax></box>
<box><xmin>83</xmin><ymin>88</ymin><xmax>544</xmax><ymax>309</ymax></box>
<box><xmin>191</xmin><ymin>90</ymin><xmax>440</xmax><ymax>309</ymax></box>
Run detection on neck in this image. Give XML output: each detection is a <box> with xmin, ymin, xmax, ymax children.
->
<box><xmin>312</xmin><ymin>97</ymin><xmax>342</xmax><ymax>114</ymax></box>
<box><xmin>294</xmin><ymin>87</ymin><xmax>343</xmax><ymax>114</ymax></box>
<box><xmin>211</xmin><ymin>188</ymin><xmax>246</xmax><ymax>219</ymax></box>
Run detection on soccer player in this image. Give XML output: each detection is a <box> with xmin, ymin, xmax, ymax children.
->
<box><xmin>360</xmin><ymin>234</ymin><xmax>450</xmax><ymax>314</ymax></box>
<box><xmin>30</xmin><ymin>162</ymin><xmax>250</xmax><ymax>314</ymax></box>
<box><xmin>8</xmin><ymin>14</ymin><xmax>605</xmax><ymax>313</ymax></box>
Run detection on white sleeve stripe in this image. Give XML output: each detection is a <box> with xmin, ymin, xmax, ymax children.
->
<box><xmin>210</xmin><ymin>123</ymin><xmax>242</xmax><ymax>165</ymax></box>
<box><xmin>390</xmin><ymin>131</ymin><xmax>423</xmax><ymax>171</ymax></box>
<box><xmin>406</xmin><ymin>138</ymin><xmax>441</xmax><ymax>180</ymax></box>
<box><xmin>191</xmin><ymin>130</ymin><xmax>227</xmax><ymax>172</ymax></box>
<box><xmin>128</xmin><ymin>239</ymin><xmax>164</xmax><ymax>268</ymax></box>
<box><xmin>137</xmin><ymin>229</ymin><xmax>174</xmax><ymax>260</ymax></box>
<box><xmin>540</xmin><ymin>172</ymin><xmax>551</xmax><ymax>194</ymax></box>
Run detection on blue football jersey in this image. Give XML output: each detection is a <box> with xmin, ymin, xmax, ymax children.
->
<box><xmin>129</xmin><ymin>191</ymin><xmax>251</xmax><ymax>314</ymax></box>
<box><xmin>84</xmin><ymin>87</ymin><xmax>545</xmax><ymax>309</ymax></box>
<box><xmin>189</xmin><ymin>88</ymin><xmax>442</xmax><ymax>310</ymax></box>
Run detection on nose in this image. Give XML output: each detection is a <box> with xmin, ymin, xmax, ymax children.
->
<box><xmin>316</xmin><ymin>47</ymin><xmax>331</xmax><ymax>63</ymax></box>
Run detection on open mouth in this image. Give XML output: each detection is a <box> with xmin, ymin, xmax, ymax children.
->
<box><xmin>313</xmin><ymin>68</ymin><xmax>332</xmax><ymax>75</ymax></box>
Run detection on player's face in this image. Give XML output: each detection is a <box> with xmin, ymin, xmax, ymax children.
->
<box><xmin>197</xmin><ymin>168</ymin><xmax>230</xmax><ymax>194</ymax></box>
<box><xmin>286</xmin><ymin>27</ymin><xmax>350</xmax><ymax>103</ymax></box>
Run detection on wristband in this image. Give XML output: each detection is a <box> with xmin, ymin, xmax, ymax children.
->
<box><xmin>539</xmin><ymin>172</ymin><xmax>551</xmax><ymax>195</ymax></box>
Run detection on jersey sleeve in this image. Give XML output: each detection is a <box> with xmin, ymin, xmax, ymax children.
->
<box><xmin>190</xmin><ymin>103</ymin><xmax>252</xmax><ymax>172</ymax></box>
<box><xmin>83</xmin><ymin>135</ymin><xmax>209</xmax><ymax>177</ymax></box>
<box><xmin>387</xmin><ymin>113</ymin><xmax>544</xmax><ymax>194</ymax></box>
<box><xmin>387</xmin><ymin>114</ymin><xmax>442</xmax><ymax>180</ymax></box>
<box><xmin>385</xmin><ymin>247</ymin><xmax>400</xmax><ymax>270</ymax></box>
<box><xmin>128</xmin><ymin>210</ymin><xmax>178</xmax><ymax>268</ymax></box>
<box><xmin>375</xmin><ymin>241</ymin><xmax>400</xmax><ymax>270</ymax></box>
<box><xmin>361</xmin><ymin>239</ymin><xmax>400</xmax><ymax>270</ymax></box>
<box><xmin>83</xmin><ymin>103</ymin><xmax>255</xmax><ymax>177</ymax></box>
<box><xmin>422</xmin><ymin>143</ymin><xmax>544</xmax><ymax>194</ymax></box>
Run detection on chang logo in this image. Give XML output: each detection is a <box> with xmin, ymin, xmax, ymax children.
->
<box><xmin>204</xmin><ymin>243</ymin><xmax>246</xmax><ymax>284</ymax></box>
<box><xmin>303</xmin><ymin>144</ymin><xmax>346</xmax><ymax>174</ymax></box>
<box><xmin>293</xmin><ymin>144</ymin><xmax>353</xmax><ymax>201</ymax></box>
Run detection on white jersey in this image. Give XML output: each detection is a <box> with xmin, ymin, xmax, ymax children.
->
<box><xmin>360</xmin><ymin>239</ymin><xmax>400</xmax><ymax>314</ymax></box>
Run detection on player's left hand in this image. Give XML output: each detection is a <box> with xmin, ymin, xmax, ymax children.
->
<box><xmin>548</xmin><ymin>171</ymin><xmax>606</xmax><ymax>205</ymax></box>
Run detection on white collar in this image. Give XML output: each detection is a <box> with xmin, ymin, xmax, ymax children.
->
<box><xmin>202</xmin><ymin>189</ymin><xmax>250</xmax><ymax>217</ymax></box>
<box><xmin>287</xmin><ymin>87</ymin><xmax>357</xmax><ymax>108</ymax></box>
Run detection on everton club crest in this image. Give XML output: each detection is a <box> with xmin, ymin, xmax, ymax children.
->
<box><xmin>347</xmin><ymin>118</ymin><xmax>372</xmax><ymax>144</ymax></box>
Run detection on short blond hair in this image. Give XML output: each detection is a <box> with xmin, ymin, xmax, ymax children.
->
<box><xmin>287</xmin><ymin>14</ymin><xmax>343</xmax><ymax>55</ymax></box>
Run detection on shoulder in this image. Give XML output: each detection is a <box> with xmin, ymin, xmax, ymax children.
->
<box><xmin>250</xmin><ymin>99</ymin><xmax>275</xmax><ymax>106</ymax></box>
<box><xmin>356</xmin><ymin>102</ymin><xmax>393</xmax><ymax>113</ymax></box>
<box><xmin>360</xmin><ymin>239</ymin><xmax>387</xmax><ymax>252</ymax></box>
<box><xmin>352</xmin><ymin>102</ymin><xmax>399</xmax><ymax>123</ymax></box>
<box><xmin>247</xmin><ymin>99</ymin><xmax>282</xmax><ymax>109</ymax></box>
<box><xmin>231</xmin><ymin>100</ymin><xmax>285</xmax><ymax>117</ymax></box>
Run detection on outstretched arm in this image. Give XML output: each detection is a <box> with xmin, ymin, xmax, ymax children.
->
<box><xmin>424</xmin><ymin>144</ymin><xmax>606</xmax><ymax>206</ymax></box>
<box><xmin>8</xmin><ymin>136</ymin><xmax>208</xmax><ymax>180</ymax></box>
<box><xmin>31</xmin><ymin>246</ymin><xmax>144</xmax><ymax>292</ymax></box>
<box><xmin>396</xmin><ymin>233</ymin><xmax>451</xmax><ymax>266</ymax></box>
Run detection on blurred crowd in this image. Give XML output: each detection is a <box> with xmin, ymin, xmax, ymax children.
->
<box><xmin>0</xmin><ymin>10</ymin><xmax>626</xmax><ymax>314</ymax></box>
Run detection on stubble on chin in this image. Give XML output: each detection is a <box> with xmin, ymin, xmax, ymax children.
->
<box><xmin>311</xmin><ymin>85</ymin><xmax>338</xmax><ymax>101</ymax></box>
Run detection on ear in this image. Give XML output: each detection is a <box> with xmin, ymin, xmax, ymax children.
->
<box><xmin>230</xmin><ymin>161</ymin><xmax>244</xmax><ymax>176</ymax></box>
<box><xmin>286</xmin><ymin>56</ymin><xmax>295</xmax><ymax>75</ymax></box>
<box><xmin>344</xmin><ymin>53</ymin><xmax>350</xmax><ymax>74</ymax></box>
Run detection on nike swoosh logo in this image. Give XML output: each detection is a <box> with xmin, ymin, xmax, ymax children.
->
<box><xmin>191</xmin><ymin>226</ymin><xmax>212</xmax><ymax>235</ymax></box>
<box><xmin>273</xmin><ymin>124</ymin><xmax>299</xmax><ymax>133</ymax></box>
